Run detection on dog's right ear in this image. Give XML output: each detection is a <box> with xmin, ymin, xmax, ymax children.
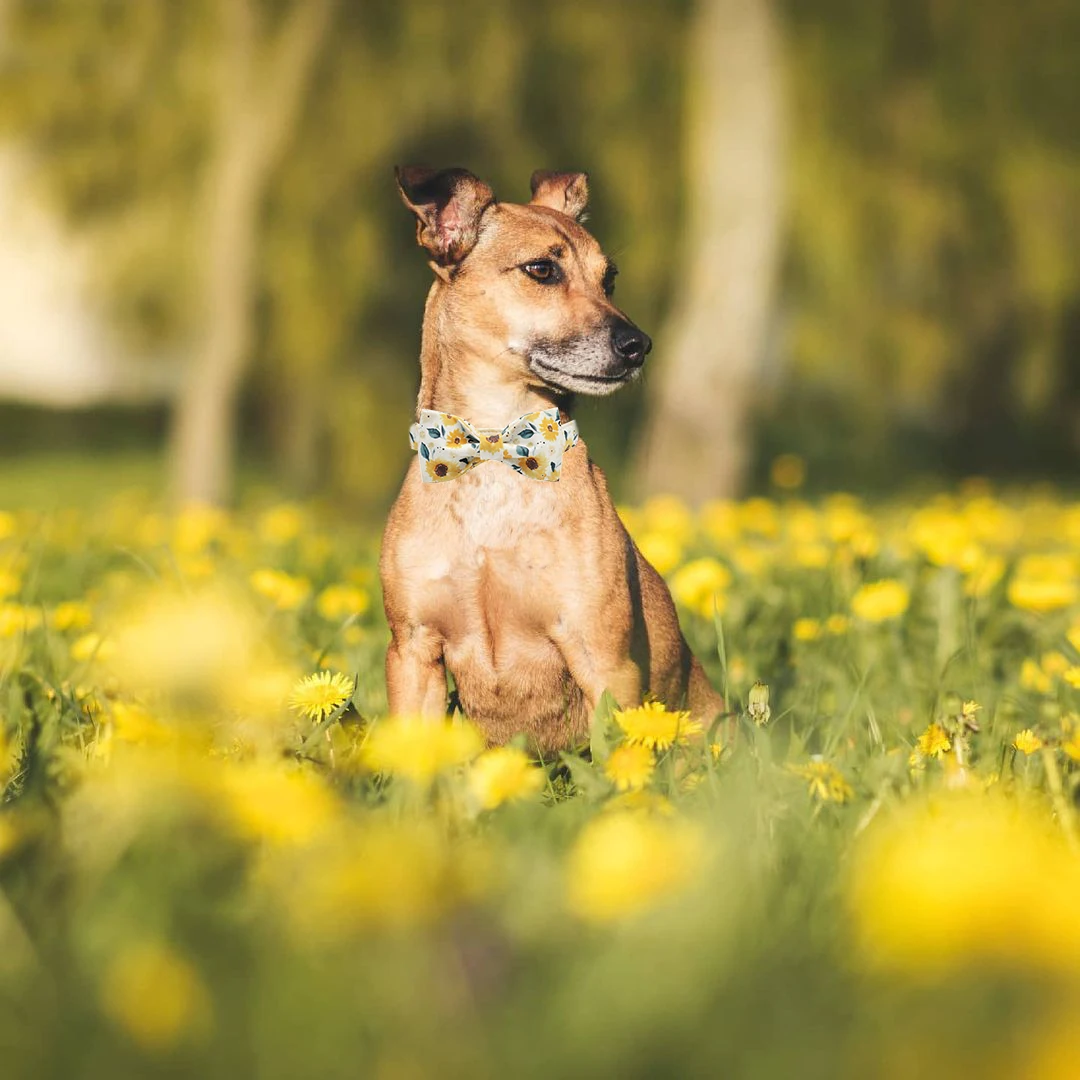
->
<box><xmin>395</xmin><ymin>166</ymin><xmax>495</xmax><ymax>273</ymax></box>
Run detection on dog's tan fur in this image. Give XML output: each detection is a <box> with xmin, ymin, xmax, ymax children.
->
<box><xmin>380</xmin><ymin>167</ymin><xmax>723</xmax><ymax>753</ymax></box>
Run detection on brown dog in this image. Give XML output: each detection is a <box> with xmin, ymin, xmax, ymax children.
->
<box><xmin>379</xmin><ymin>166</ymin><xmax>724</xmax><ymax>753</ymax></box>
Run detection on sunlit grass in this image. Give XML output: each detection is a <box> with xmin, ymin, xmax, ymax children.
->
<box><xmin>0</xmin><ymin>481</ymin><xmax>1078</xmax><ymax>1078</ymax></box>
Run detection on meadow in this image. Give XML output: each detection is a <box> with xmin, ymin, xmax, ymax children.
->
<box><xmin>1</xmin><ymin>470</ymin><xmax>1079</xmax><ymax>1079</ymax></box>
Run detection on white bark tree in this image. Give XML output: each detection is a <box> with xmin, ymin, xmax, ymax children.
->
<box><xmin>635</xmin><ymin>0</ymin><xmax>786</xmax><ymax>503</ymax></box>
<box><xmin>168</xmin><ymin>0</ymin><xmax>335</xmax><ymax>505</ymax></box>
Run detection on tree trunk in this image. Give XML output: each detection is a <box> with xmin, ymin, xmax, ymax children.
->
<box><xmin>168</xmin><ymin>0</ymin><xmax>334</xmax><ymax>506</ymax></box>
<box><xmin>634</xmin><ymin>0</ymin><xmax>786</xmax><ymax>503</ymax></box>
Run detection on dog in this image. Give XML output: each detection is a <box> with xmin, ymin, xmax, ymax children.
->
<box><xmin>379</xmin><ymin>166</ymin><xmax>724</xmax><ymax>753</ymax></box>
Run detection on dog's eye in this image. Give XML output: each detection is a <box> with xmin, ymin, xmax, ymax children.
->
<box><xmin>521</xmin><ymin>259</ymin><xmax>563</xmax><ymax>285</ymax></box>
<box><xmin>602</xmin><ymin>265</ymin><xmax>618</xmax><ymax>298</ymax></box>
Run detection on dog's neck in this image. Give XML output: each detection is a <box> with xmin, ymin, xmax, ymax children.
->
<box><xmin>416</xmin><ymin>285</ymin><xmax>572</xmax><ymax>429</ymax></box>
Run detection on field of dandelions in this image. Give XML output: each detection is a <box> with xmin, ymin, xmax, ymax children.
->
<box><xmin>1</xmin><ymin>477</ymin><xmax>1079</xmax><ymax>1079</ymax></box>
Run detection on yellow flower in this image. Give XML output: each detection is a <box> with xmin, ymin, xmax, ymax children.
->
<box><xmin>362</xmin><ymin>716</ymin><xmax>483</xmax><ymax>785</ymax></box>
<box><xmin>825</xmin><ymin>614</ymin><xmax>851</xmax><ymax>636</ymax></box>
<box><xmin>0</xmin><ymin>569</ymin><xmax>20</xmax><ymax>599</ymax></box>
<box><xmin>916</xmin><ymin>722</ymin><xmax>951</xmax><ymax>759</ymax></box>
<box><xmin>1013</xmin><ymin>729</ymin><xmax>1043</xmax><ymax>755</ymax></box>
<box><xmin>50</xmin><ymin>601</ymin><xmax>93</xmax><ymax>632</ymax></box>
<box><xmin>613</xmin><ymin>701</ymin><xmax>700</xmax><ymax>750</ymax></box>
<box><xmin>257</xmin><ymin>503</ymin><xmax>305</xmax><ymax>545</ymax></box>
<box><xmin>0</xmin><ymin>603</ymin><xmax>43</xmax><ymax>638</ymax></box>
<box><xmin>100</xmin><ymin>941</ymin><xmax>211</xmax><ymax>1051</ymax></box>
<box><xmin>964</xmin><ymin>554</ymin><xmax>1005</xmax><ymax>598</ymax></box>
<box><xmin>793</xmin><ymin>618</ymin><xmax>821</xmax><ymax>642</ymax></box>
<box><xmin>1064</xmin><ymin>667</ymin><xmax>1080</xmax><ymax>689</ymax></box>
<box><xmin>110</xmin><ymin>700</ymin><xmax>174</xmax><ymax>746</ymax></box>
<box><xmin>424</xmin><ymin>457</ymin><xmax>463</xmax><ymax>482</ymax></box>
<box><xmin>468</xmin><ymin>747</ymin><xmax>544</xmax><ymax>809</ymax></box>
<box><xmin>1067</xmin><ymin>623</ymin><xmax>1080</xmax><ymax>655</ymax></box>
<box><xmin>566</xmin><ymin>812</ymin><xmax>703</xmax><ymax>922</ymax></box>
<box><xmin>1020</xmin><ymin>658</ymin><xmax>1053</xmax><ymax>694</ymax></box>
<box><xmin>71</xmin><ymin>631</ymin><xmax>114</xmax><ymax>663</ymax></box>
<box><xmin>846</xmin><ymin>791</ymin><xmax>1080</xmax><ymax>976</ymax></box>
<box><xmin>787</xmin><ymin>760</ymin><xmax>853</xmax><ymax>803</ymax></box>
<box><xmin>108</xmin><ymin>587</ymin><xmax>261</xmax><ymax>703</ymax></box>
<box><xmin>219</xmin><ymin>761</ymin><xmax>338</xmax><ymax>846</ymax></box>
<box><xmin>289</xmin><ymin>671</ymin><xmax>354</xmax><ymax>723</ymax></box>
<box><xmin>1007</xmin><ymin>554</ymin><xmax>1078</xmax><ymax>613</ymax></box>
<box><xmin>1062</xmin><ymin>724</ymin><xmax>1080</xmax><ymax>763</ymax></box>
<box><xmin>851</xmin><ymin>580</ymin><xmax>910</xmax><ymax>622</ymax></box>
<box><xmin>636</xmin><ymin>532</ymin><xmax>684</xmax><ymax>577</ymax></box>
<box><xmin>445</xmin><ymin>428</ymin><xmax>470</xmax><ymax>448</ymax></box>
<box><xmin>961</xmin><ymin>700</ymin><xmax>981</xmax><ymax>723</ymax></box>
<box><xmin>668</xmin><ymin>557</ymin><xmax>731</xmax><ymax>620</ymax></box>
<box><xmin>316</xmin><ymin>584</ymin><xmax>370</xmax><ymax>622</ymax></box>
<box><xmin>604</xmin><ymin>743</ymin><xmax>656</xmax><ymax>791</ymax></box>
<box><xmin>537</xmin><ymin>415</ymin><xmax>561</xmax><ymax>441</ymax></box>
<box><xmin>250</xmin><ymin>568</ymin><xmax>311</xmax><ymax>611</ymax></box>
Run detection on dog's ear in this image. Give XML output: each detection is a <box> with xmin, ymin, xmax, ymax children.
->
<box><xmin>529</xmin><ymin>170</ymin><xmax>589</xmax><ymax>221</ymax></box>
<box><xmin>395</xmin><ymin>166</ymin><xmax>495</xmax><ymax>268</ymax></box>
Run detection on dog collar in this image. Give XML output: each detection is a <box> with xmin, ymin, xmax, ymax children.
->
<box><xmin>408</xmin><ymin>407</ymin><xmax>579</xmax><ymax>483</ymax></box>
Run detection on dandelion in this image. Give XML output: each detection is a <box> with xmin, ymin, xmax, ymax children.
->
<box><xmin>249</xmin><ymin>568</ymin><xmax>311</xmax><ymax>611</ymax></box>
<box><xmin>1007</xmin><ymin>555</ymin><xmax>1078</xmax><ymax>613</ymax></box>
<box><xmin>604</xmin><ymin>743</ymin><xmax>656</xmax><ymax>791</ymax></box>
<box><xmin>468</xmin><ymin>747</ymin><xmax>544</xmax><ymax>809</ymax></box>
<box><xmin>792</xmin><ymin>618</ymin><xmax>821</xmax><ymax>642</ymax></box>
<box><xmin>747</xmin><ymin>681</ymin><xmax>771</xmax><ymax>726</ymax></box>
<box><xmin>1020</xmin><ymin>659</ymin><xmax>1053</xmax><ymax>694</ymax></box>
<box><xmin>1064</xmin><ymin>667</ymin><xmax>1080</xmax><ymax>689</ymax></box>
<box><xmin>961</xmin><ymin>700</ymin><xmax>982</xmax><ymax>725</ymax></box>
<box><xmin>50</xmin><ymin>600</ymin><xmax>93</xmax><ymax>632</ymax></box>
<box><xmin>100</xmin><ymin>941</ymin><xmax>211</xmax><ymax>1051</ymax></box>
<box><xmin>669</xmin><ymin>557</ymin><xmax>731</xmax><ymax>620</ymax></box>
<box><xmin>289</xmin><ymin>671</ymin><xmax>354</xmax><ymax>723</ymax></box>
<box><xmin>362</xmin><ymin>716</ymin><xmax>483</xmax><ymax>785</ymax></box>
<box><xmin>825</xmin><ymin>614</ymin><xmax>851</xmax><ymax>635</ymax></box>
<box><xmin>846</xmin><ymin>791</ymin><xmax>1080</xmax><ymax>976</ymax></box>
<box><xmin>71</xmin><ymin>631</ymin><xmax>114</xmax><ymax>663</ymax></box>
<box><xmin>315</xmin><ymin>584</ymin><xmax>370</xmax><ymax>622</ymax></box>
<box><xmin>613</xmin><ymin>701</ymin><xmax>701</xmax><ymax>750</ymax></box>
<box><xmin>566</xmin><ymin>812</ymin><xmax>703</xmax><ymax>922</ymax></box>
<box><xmin>916</xmin><ymin>722</ymin><xmax>951</xmax><ymax>759</ymax></box>
<box><xmin>787</xmin><ymin>760</ymin><xmax>853</xmax><ymax>803</ymax></box>
<box><xmin>1013</xmin><ymin>729</ymin><xmax>1043</xmax><ymax>755</ymax></box>
<box><xmin>851</xmin><ymin>580</ymin><xmax>910</xmax><ymax>622</ymax></box>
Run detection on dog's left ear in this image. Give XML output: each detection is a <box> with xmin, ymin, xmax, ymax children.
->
<box><xmin>529</xmin><ymin>170</ymin><xmax>589</xmax><ymax>221</ymax></box>
<box><xmin>395</xmin><ymin>165</ymin><xmax>495</xmax><ymax>270</ymax></box>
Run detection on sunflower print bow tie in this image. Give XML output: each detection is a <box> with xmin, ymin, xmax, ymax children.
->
<box><xmin>408</xmin><ymin>408</ymin><xmax>580</xmax><ymax>483</ymax></box>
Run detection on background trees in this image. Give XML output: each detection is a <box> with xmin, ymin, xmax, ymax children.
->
<box><xmin>0</xmin><ymin>0</ymin><xmax>1075</xmax><ymax>507</ymax></box>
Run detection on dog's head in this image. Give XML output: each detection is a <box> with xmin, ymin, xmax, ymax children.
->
<box><xmin>395</xmin><ymin>166</ymin><xmax>651</xmax><ymax>397</ymax></box>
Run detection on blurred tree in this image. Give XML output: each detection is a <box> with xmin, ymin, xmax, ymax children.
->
<box><xmin>170</xmin><ymin>0</ymin><xmax>335</xmax><ymax>505</ymax></box>
<box><xmin>635</xmin><ymin>0</ymin><xmax>786</xmax><ymax>503</ymax></box>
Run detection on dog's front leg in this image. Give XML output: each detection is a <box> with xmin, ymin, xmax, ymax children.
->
<box><xmin>385</xmin><ymin>624</ymin><xmax>448</xmax><ymax>718</ymax></box>
<box><xmin>551</xmin><ymin>622</ymin><xmax>642</xmax><ymax>715</ymax></box>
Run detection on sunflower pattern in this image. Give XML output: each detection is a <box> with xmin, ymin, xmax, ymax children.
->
<box><xmin>408</xmin><ymin>408</ymin><xmax>579</xmax><ymax>483</ymax></box>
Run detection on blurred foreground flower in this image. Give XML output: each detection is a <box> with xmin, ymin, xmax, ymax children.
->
<box><xmin>847</xmin><ymin>792</ymin><xmax>1080</xmax><ymax>977</ymax></box>
<box><xmin>604</xmin><ymin>743</ymin><xmax>656</xmax><ymax>791</ymax></box>
<box><xmin>107</xmin><ymin>586</ymin><xmax>262</xmax><ymax>707</ymax></box>
<box><xmin>614</xmin><ymin>701</ymin><xmax>700</xmax><ymax>750</ymax></box>
<box><xmin>566</xmin><ymin>811</ymin><xmax>703</xmax><ymax>922</ymax></box>
<box><xmin>362</xmin><ymin>716</ymin><xmax>483</xmax><ymax>785</ymax></box>
<box><xmin>289</xmin><ymin>671</ymin><xmax>354</xmax><ymax>723</ymax></box>
<box><xmin>468</xmin><ymin>747</ymin><xmax>545</xmax><ymax>810</ymax></box>
<box><xmin>249</xmin><ymin>568</ymin><xmax>311</xmax><ymax>611</ymax></box>
<box><xmin>100</xmin><ymin>940</ymin><xmax>211</xmax><ymax>1051</ymax></box>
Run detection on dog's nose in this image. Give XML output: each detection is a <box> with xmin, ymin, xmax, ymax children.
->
<box><xmin>611</xmin><ymin>321</ymin><xmax>652</xmax><ymax>368</ymax></box>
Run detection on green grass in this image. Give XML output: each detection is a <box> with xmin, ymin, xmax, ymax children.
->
<box><xmin>0</xmin><ymin>485</ymin><xmax>1078</xmax><ymax>1079</ymax></box>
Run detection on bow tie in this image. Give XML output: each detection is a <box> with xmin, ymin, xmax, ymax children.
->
<box><xmin>408</xmin><ymin>408</ymin><xmax>579</xmax><ymax>483</ymax></box>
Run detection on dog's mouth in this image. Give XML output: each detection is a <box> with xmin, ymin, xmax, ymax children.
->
<box><xmin>527</xmin><ymin>356</ymin><xmax>637</xmax><ymax>396</ymax></box>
